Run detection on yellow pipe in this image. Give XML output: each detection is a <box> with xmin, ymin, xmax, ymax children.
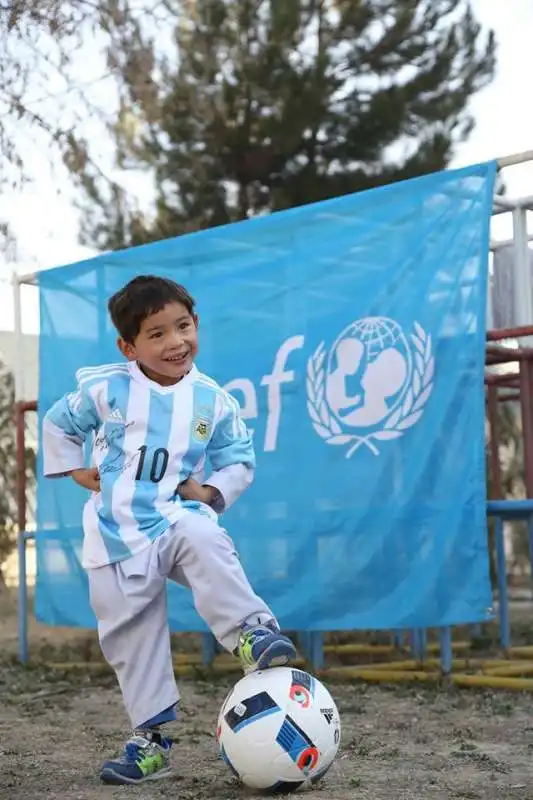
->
<box><xmin>342</xmin><ymin>657</ymin><xmax>516</xmax><ymax>673</ymax></box>
<box><xmin>172</xmin><ymin>652</ymin><xmax>299</xmax><ymax>667</ymax></box>
<box><xmin>172</xmin><ymin>658</ymin><xmax>309</xmax><ymax>673</ymax></box>
<box><xmin>41</xmin><ymin>662</ymin><xmax>113</xmax><ymax>672</ymax></box>
<box><xmin>354</xmin><ymin>658</ymin><xmax>510</xmax><ymax>672</ymax></box>
<box><xmin>173</xmin><ymin>652</ymin><xmax>202</xmax><ymax>665</ymax></box>
<box><xmin>321</xmin><ymin>667</ymin><xmax>533</xmax><ymax>689</ymax></box>
<box><xmin>22</xmin><ymin>660</ymin><xmax>533</xmax><ymax>689</ymax></box>
<box><xmin>357</xmin><ymin>659</ymin><xmax>426</xmax><ymax>671</ymax></box>
<box><xmin>427</xmin><ymin>641</ymin><xmax>470</xmax><ymax>653</ymax></box>
<box><xmin>33</xmin><ymin>655</ymin><xmax>507</xmax><ymax>674</ymax></box>
<box><xmin>451</xmin><ymin>673</ymin><xmax>533</xmax><ymax>690</ymax></box>
<box><xmin>196</xmin><ymin>656</ymin><xmax>518</xmax><ymax>676</ymax></box>
<box><xmin>324</xmin><ymin>640</ymin><xmax>470</xmax><ymax>656</ymax></box>
<box><xmin>467</xmin><ymin>659</ymin><xmax>520</xmax><ymax>672</ymax></box>
<box><xmin>172</xmin><ymin>663</ymin><xmax>240</xmax><ymax>676</ymax></box>
<box><xmin>323</xmin><ymin>667</ymin><xmax>439</xmax><ymax>682</ymax></box>
<box><xmin>323</xmin><ymin>644</ymin><xmax>394</xmax><ymax>655</ymax></box>
<box><xmin>432</xmin><ymin>658</ymin><xmax>511</xmax><ymax>672</ymax></box>
<box><xmin>509</xmin><ymin>646</ymin><xmax>533</xmax><ymax>659</ymax></box>
<box><xmin>480</xmin><ymin>662</ymin><xmax>533</xmax><ymax>677</ymax></box>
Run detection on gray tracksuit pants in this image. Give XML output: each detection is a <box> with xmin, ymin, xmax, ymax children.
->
<box><xmin>87</xmin><ymin>512</ymin><xmax>274</xmax><ymax>729</ymax></box>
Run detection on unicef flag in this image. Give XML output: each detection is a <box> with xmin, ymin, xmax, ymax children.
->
<box><xmin>37</xmin><ymin>161</ymin><xmax>496</xmax><ymax>633</ymax></box>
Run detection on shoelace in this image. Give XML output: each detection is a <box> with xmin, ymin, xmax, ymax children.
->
<box><xmin>123</xmin><ymin>741</ymin><xmax>144</xmax><ymax>763</ymax></box>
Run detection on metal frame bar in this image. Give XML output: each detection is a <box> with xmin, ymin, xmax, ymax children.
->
<box><xmin>13</xmin><ymin>149</ymin><xmax>533</xmax><ymax>671</ymax></box>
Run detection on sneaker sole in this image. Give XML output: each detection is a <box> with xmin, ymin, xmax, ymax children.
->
<box><xmin>100</xmin><ymin>767</ymin><xmax>172</xmax><ymax>785</ymax></box>
<box><xmin>255</xmin><ymin>639</ymin><xmax>297</xmax><ymax>671</ymax></box>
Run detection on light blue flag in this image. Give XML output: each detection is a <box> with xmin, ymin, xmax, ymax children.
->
<box><xmin>36</xmin><ymin>161</ymin><xmax>496</xmax><ymax>633</ymax></box>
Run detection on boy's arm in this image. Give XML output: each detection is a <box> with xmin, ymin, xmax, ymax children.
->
<box><xmin>43</xmin><ymin>383</ymin><xmax>101</xmax><ymax>478</ymax></box>
<box><xmin>203</xmin><ymin>392</ymin><xmax>255</xmax><ymax>512</ymax></box>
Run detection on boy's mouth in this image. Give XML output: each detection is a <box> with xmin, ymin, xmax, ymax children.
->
<box><xmin>163</xmin><ymin>352</ymin><xmax>189</xmax><ymax>365</ymax></box>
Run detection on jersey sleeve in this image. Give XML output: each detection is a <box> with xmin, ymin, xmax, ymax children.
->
<box><xmin>42</xmin><ymin>381</ymin><xmax>101</xmax><ymax>477</ymax></box>
<box><xmin>204</xmin><ymin>391</ymin><xmax>255</xmax><ymax>511</ymax></box>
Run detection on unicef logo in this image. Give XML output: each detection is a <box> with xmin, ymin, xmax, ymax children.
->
<box><xmin>306</xmin><ymin>317</ymin><xmax>435</xmax><ymax>457</ymax></box>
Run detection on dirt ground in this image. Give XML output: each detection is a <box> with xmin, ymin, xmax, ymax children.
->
<box><xmin>2</xmin><ymin>589</ymin><xmax>533</xmax><ymax>800</ymax></box>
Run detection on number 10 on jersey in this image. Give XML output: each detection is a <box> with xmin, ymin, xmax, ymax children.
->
<box><xmin>135</xmin><ymin>445</ymin><xmax>170</xmax><ymax>483</ymax></box>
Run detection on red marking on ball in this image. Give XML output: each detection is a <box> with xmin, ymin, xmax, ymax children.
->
<box><xmin>289</xmin><ymin>685</ymin><xmax>311</xmax><ymax>708</ymax></box>
<box><xmin>297</xmin><ymin>746</ymin><xmax>319</xmax><ymax>773</ymax></box>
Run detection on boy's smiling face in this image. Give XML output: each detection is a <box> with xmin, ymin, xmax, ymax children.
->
<box><xmin>118</xmin><ymin>301</ymin><xmax>199</xmax><ymax>385</ymax></box>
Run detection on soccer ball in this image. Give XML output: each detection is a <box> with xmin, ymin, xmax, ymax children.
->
<box><xmin>216</xmin><ymin>667</ymin><xmax>340</xmax><ymax>792</ymax></box>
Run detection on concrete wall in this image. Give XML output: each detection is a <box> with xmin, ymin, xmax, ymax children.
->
<box><xmin>0</xmin><ymin>330</ymin><xmax>39</xmax><ymax>400</ymax></box>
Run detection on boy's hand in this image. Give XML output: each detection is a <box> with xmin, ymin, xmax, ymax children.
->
<box><xmin>71</xmin><ymin>467</ymin><xmax>101</xmax><ymax>492</ymax></box>
<box><xmin>177</xmin><ymin>477</ymin><xmax>218</xmax><ymax>506</ymax></box>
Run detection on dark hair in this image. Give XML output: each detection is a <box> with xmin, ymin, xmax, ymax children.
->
<box><xmin>108</xmin><ymin>275</ymin><xmax>196</xmax><ymax>343</ymax></box>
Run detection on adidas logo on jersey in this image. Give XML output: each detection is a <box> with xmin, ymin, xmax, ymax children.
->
<box><xmin>108</xmin><ymin>408</ymin><xmax>125</xmax><ymax>424</ymax></box>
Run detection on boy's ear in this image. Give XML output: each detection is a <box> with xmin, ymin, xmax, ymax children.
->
<box><xmin>193</xmin><ymin>313</ymin><xmax>199</xmax><ymax>329</ymax></box>
<box><xmin>117</xmin><ymin>337</ymin><xmax>136</xmax><ymax>361</ymax></box>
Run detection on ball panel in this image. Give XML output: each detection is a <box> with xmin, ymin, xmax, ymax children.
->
<box><xmin>219</xmin><ymin>744</ymin><xmax>239</xmax><ymax>778</ymax></box>
<box><xmin>224</xmin><ymin>690</ymin><xmax>281</xmax><ymax>733</ymax></box>
<box><xmin>265</xmin><ymin>779</ymin><xmax>305</xmax><ymax>794</ymax></box>
<box><xmin>276</xmin><ymin>715</ymin><xmax>315</xmax><ymax>772</ymax></box>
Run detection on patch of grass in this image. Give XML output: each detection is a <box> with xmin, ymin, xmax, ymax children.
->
<box><xmin>451</xmin><ymin>747</ymin><xmax>509</xmax><ymax>774</ymax></box>
<box><xmin>452</xmin><ymin>726</ymin><xmax>475</xmax><ymax>741</ymax></box>
<box><xmin>457</xmin><ymin>742</ymin><xmax>478</xmax><ymax>753</ymax></box>
<box><xmin>344</xmin><ymin>736</ymin><xmax>373</xmax><ymax>757</ymax></box>
<box><xmin>484</xmin><ymin>696</ymin><xmax>514</xmax><ymax>717</ymax></box>
<box><xmin>382</xmin><ymin>746</ymin><xmax>401</xmax><ymax>758</ymax></box>
<box><xmin>338</xmin><ymin>700</ymin><xmax>365</xmax><ymax>714</ymax></box>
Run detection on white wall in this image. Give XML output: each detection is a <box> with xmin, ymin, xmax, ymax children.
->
<box><xmin>0</xmin><ymin>330</ymin><xmax>39</xmax><ymax>401</ymax></box>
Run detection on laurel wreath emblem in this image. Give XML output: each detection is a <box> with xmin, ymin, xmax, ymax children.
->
<box><xmin>306</xmin><ymin>321</ymin><xmax>435</xmax><ymax>457</ymax></box>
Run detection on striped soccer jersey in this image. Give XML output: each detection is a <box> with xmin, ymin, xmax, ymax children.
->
<box><xmin>43</xmin><ymin>361</ymin><xmax>255</xmax><ymax>569</ymax></box>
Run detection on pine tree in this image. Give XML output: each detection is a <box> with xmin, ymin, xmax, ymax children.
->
<box><xmin>64</xmin><ymin>0</ymin><xmax>496</xmax><ymax>250</ymax></box>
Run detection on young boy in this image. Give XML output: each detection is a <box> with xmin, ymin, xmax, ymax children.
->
<box><xmin>42</xmin><ymin>275</ymin><xmax>296</xmax><ymax>785</ymax></box>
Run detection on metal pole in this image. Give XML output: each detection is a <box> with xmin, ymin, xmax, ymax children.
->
<box><xmin>492</xmin><ymin>196</ymin><xmax>519</xmax><ymax>212</ymax></box>
<box><xmin>494</xmin><ymin>516</ymin><xmax>510</xmax><ymax>650</ymax></box>
<box><xmin>527</xmin><ymin>515</ymin><xmax>533</xmax><ymax>601</ymax></box>
<box><xmin>491</xmin><ymin>233</ymin><xmax>533</xmax><ymax>252</ymax></box>
<box><xmin>512</xmin><ymin>208</ymin><xmax>533</xmax><ymax>344</ymax></box>
<box><xmin>519</xmin><ymin>360</ymin><xmax>533</xmax><ymax>496</ymax></box>
<box><xmin>439</xmin><ymin>627</ymin><xmax>453</xmax><ymax>675</ymax></box>
<box><xmin>12</xmin><ymin>273</ymin><xmax>25</xmax><ymax>403</ymax></box>
<box><xmin>517</xmin><ymin>196</ymin><xmax>533</xmax><ymax>211</ymax></box>
<box><xmin>17</xmin><ymin>531</ymin><xmax>28</xmax><ymax>664</ymax></box>
<box><xmin>15</xmin><ymin>403</ymin><xmax>27</xmax><ymax>535</ymax></box>
<box><xmin>487</xmin><ymin>385</ymin><xmax>503</xmax><ymax>498</ymax></box>
<box><xmin>12</xmin><ymin>272</ymin><xmax>29</xmax><ymax>664</ymax></box>
<box><xmin>496</xmin><ymin>150</ymin><xmax>533</xmax><ymax>169</ymax></box>
<box><xmin>15</xmin><ymin>271</ymin><xmax>38</xmax><ymax>286</ymax></box>
<box><xmin>487</xmin><ymin>325</ymin><xmax>533</xmax><ymax>341</ymax></box>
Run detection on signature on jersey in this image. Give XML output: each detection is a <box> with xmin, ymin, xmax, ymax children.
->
<box><xmin>99</xmin><ymin>450</ymin><xmax>139</xmax><ymax>476</ymax></box>
<box><xmin>94</xmin><ymin>422</ymin><xmax>134</xmax><ymax>452</ymax></box>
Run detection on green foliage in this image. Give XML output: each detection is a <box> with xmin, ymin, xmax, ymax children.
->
<box><xmin>0</xmin><ymin>2</ymin><xmax>497</xmax><ymax>249</ymax></box>
<box><xmin>57</xmin><ymin>0</ymin><xmax>496</xmax><ymax>250</ymax></box>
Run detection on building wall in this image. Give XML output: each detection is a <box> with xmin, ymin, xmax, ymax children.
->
<box><xmin>0</xmin><ymin>330</ymin><xmax>39</xmax><ymax>400</ymax></box>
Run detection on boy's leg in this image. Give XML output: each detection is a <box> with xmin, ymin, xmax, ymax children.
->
<box><xmin>160</xmin><ymin>512</ymin><xmax>296</xmax><ymax>671</ymax></box>
<box><xmin>88</xmin><ymin>551</ymin><xmax>177</xmax><ymax>784</ymax></box>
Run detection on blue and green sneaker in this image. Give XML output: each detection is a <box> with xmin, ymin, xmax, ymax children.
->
<box><xmin>100</xmin><ymin>730</ymin><xmax>173</xmax><ymax>785</ymax></box>
<box><xmin>237</xmin><ymin>621</ymin><xmax>297</xmax><ymax>674</ymax></box>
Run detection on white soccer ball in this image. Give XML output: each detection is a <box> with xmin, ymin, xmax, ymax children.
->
<box><xmin>216</xmin><ymin>667</ymin><xmax>341</xmax><ymax>792</ymax></box>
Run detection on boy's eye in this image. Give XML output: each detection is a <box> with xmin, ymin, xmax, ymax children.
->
<box><xmin>150</xmin><ymin>331</ymin><xmax>163</xmax><ymax>339</ymax></box>
<box><xmin>179</xmin><ymin>322</ymin><xmax>190</xmax><ymax>330</ymax></box>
